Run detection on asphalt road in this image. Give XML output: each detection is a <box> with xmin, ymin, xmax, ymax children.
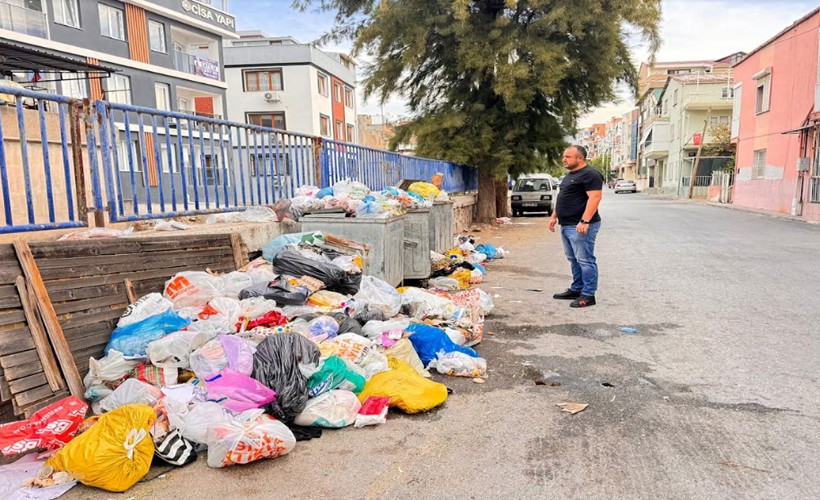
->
<box><xmin>65</xmin><ymin>193</ymin><xmax>820</xmax><ymax>499</ymax></box>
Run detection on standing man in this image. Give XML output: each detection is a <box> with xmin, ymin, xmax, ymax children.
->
<box><xmin>549</xmin><ymin>145</ymin><xmax>604</xmax><ymax>308</ymax></box>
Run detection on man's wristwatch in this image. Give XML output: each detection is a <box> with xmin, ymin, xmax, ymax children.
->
<box><xmin>579</xmin><ymin>219</ymin><xmax>590</xmax><ymax>225</ymax></box>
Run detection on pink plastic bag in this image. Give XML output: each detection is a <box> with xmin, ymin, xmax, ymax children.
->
<box><xmin>205</xmin><ymin>368</ymin><xmax>276</xmax><ymax>413</ymax></box>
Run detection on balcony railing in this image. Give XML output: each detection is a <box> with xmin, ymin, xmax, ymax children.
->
<box><xmin>0</xmin><ymin>1</ymin><xmax>48</xmax><ymax>38</ymax></box>
<box><xmin>172</xmin><ymin>49</ymin><xmax>221</xmax><ymax>80</ymax></box>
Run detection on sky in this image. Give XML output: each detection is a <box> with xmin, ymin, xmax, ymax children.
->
<box><xmin>230</xmin><ymin>0</ymin><xmax>819</xmax><ymax>126</ymax></box>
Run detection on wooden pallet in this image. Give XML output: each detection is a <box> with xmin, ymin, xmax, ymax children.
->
<box><xmin>0</xmin><ymin>233</ymin><xmax>243</xmax><ymax>421</ymax></box>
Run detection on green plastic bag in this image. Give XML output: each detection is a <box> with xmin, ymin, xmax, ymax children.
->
<box><xmin>308</xmin><ymin>356</ymin><xmax>365</xmax><ymax>397</ymax></box>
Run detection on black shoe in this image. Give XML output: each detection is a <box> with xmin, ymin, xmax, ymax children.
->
<box><xmin>553</xmin><ymin>289</ymin><xmax>582</xmax><ymax>300</ymax></box>
<box><xmin>570</xmin><ymin>295</ymin><xmax>596</xmax><ymax>308</ymax></box>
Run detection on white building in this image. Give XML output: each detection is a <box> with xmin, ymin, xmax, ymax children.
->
<box><xmin>224</xmin><ymin>31</ymin><xmax>358</xmax><ymax>142</ymax></box>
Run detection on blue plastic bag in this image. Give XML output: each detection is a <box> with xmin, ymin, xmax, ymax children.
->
<box><xmin>105</xmin><ymin>309</ymin><xmax>190</xmax><ymax>357</ymax></box>
<box><xmin>261</xmin><ymin>231</ymin><xmax>324</xmax><ymax>261</ymax></box>
<box><xmin>473</xmin><ymin>263</ymin><xmax>487</xmax><ymax>275</ymax></box>
<box><xmin>475</xmin><ymin>243</ymin><xmax>498</xmax><ymax>260</ymax></box>
<box><xmin>316</xmin><ymin>187</ymin><xmax>334</xmax><ymax>199</ymax></box>
<box><xmin>406</xmin><ymin>323</ymin><xmax>478</xmax><ymax>366</ymax></box>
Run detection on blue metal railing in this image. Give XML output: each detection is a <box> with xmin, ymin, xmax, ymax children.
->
<box><xmin>0</xmin><ymin>85</ymin><xmax>478</xmax><ymax>232</ymax></box>
<box><xmin>0</xmin><ymin>86</ymin><xmax>90</xmax><ymax>233</ymax></box>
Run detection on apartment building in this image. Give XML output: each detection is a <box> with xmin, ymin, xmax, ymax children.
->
<box><xmin>0</xmin><ymin>0</ymin><xmax>237</xmax><ymax>116</ymax></box>
<box><xmin>731</xmin><ymin>7</ymin><xmax>820</xmax><ymax>219</ymax></box>
<box><xmin>634</xmin><ymin>55</ymin><xmax>743</xmax><ymax>190</ymax></box>
<box><xmin>224</xmin><ymin>31</ymin><xmax>358</xmax><ymax>142</ymax></box>
<box><xmin>615</xmin><ymin>109</ymin><xmax>640</xmax><ymax>180</ymax></box>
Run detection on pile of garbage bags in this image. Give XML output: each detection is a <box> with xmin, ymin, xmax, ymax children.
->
<box><xmin>288</xmin><ymin>180</ymin><xmax>450</xmax><ymax>220</ymax></box>
<box><xmin>0</xmin><ymin>228</ymin><xmax>503</xmax><ymax>495</ymax></box>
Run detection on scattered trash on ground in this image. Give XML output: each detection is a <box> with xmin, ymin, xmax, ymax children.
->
<box><xmin>556</xmin><ymin>403</ymin><xmax>589</xmax><ymax>415</ymax></box>
<box><xmin>0</xmin><ymin>179</ymin><xmax>510</xmax><ymax>494</ymax></box>
<box><xmin>619</xmin><ymin>327</ymin><xmax>639</xmax><ymax>334</ymax></box>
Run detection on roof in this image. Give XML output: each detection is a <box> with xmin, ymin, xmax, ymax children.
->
<box><xmin>669</xmin><ymin>74</ymin><xmax>733</xmax><ymax>85</ymax></box>
<box><xmin>0</xmin><ymin>41</ymin><xmax>116</xmax><ymax>77</ymax></box>
<box><xmin>734</xmin><ymin>7</ymin><xmax>820</xmax><ymax>66</ymax></box>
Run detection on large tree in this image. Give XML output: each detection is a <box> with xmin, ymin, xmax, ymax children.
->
<box><xmin>300</xmin><ymin>0</ymin><xmax>662</xmax><ymax>221</ymax></box>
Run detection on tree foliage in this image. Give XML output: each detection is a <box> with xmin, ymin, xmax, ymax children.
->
<box><xmin>703</xmin><ymin>124</ymin><xmax>734</xmax><ymax>157</ymax></box>
<box><xmin>588</xmin><ymin>153</ymin><xmax>612</xmax><ymax>180</ymax></box>
<box><xmin>298</xmin><ymin>0</ymin><xmax>662</xmax><ymax>219</ymax></box>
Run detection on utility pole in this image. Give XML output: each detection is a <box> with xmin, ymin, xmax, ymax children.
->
<box><xmin>688</xmin><ymin>107</ymin><xmax>712</xmax><ymax>199</ymax></box>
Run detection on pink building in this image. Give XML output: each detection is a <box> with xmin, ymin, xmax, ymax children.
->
<box><xmin>731</xmin><ymin>7</ymin><xmax>820</xmax><ymax>219</ymax></box>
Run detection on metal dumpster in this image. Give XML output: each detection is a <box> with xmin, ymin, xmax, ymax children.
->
<box><xmin>301</xmin><ymin>215</ymin><xmax>405</xmax><ymax>286</ymax></box>
<box><xmin>429</xmin><ymin>201</ymin><xmax>454</xmax><ymax>253</ymax></box>
<box><xmin>398</xmin><ymin>179</ymin><xmax>455</xmax><ymax>254</ymax></box>
<box><xmin>403</xmin><ymin>208</ymin><xmax>431</xmax><ymax>279</ymax></box>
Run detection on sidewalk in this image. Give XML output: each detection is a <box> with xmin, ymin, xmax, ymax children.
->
<box><xmin>647</xmin><ymin>193</ymin><xmax>812</xmax><ymax>223</ymax></box>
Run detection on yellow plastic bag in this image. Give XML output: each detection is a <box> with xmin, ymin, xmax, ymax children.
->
<box><xmin>357</xmin><ymin>357</ymin><xmax>448</xmax><ymax>413</ymax></box>
<box><xmin>307</xmin><ymin>290</ymin><xmax>350</xmax><ymax>309</ymax></box>
<box><xmin>385</xmin><ymin>338</ymin><xmax>431</xmax><ymax>378</ymax></box>
<box><xmin>407</xmin><ymin>182</ymin><xmax>440</xmax><ymax>200</ymax></box>
<box><xmin>448</xmin><ymin>268</ymin><xmax>472</xmax><ymax>290</ymax></box>
<box><xmin>46</xmin><ymin>404</ymin><xmax>156</xmax><ymax>493</ymax></box>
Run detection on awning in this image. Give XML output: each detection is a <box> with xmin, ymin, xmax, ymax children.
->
<box><xmin>0</xmin><ymin>41</ymin><xmax>117</xmax><ymax>81</ymax></box>
<box><xmin>781</xmin><ymin>123</ymin><xmax>817</xmax><ymax>135</ymax></box>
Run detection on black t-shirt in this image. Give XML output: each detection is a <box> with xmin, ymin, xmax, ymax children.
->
<box><xmin>556</xmin><ymin>166</ymin><xmax>604</xmax><ymax>225</ymax></box>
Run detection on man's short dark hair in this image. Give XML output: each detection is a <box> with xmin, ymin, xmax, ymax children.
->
<box><xmin>570</xmin><ymin>145</ymin><xmax>588</xmax><ymax>159</ymax></box>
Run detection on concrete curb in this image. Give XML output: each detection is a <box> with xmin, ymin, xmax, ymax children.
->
<box><xmin>645</xmin><ymin>193</ymin><xmax>813</xmax><ymax>223</ymax></box>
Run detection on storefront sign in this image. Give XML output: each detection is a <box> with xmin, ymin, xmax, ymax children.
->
<box><xmin>181</xmin><ymin>0</ymin><xmax>236</xmax><ymax>29</ymax></box>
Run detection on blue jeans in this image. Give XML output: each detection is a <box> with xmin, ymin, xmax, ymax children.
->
<box><xmin>560</xmin><ymin>222</ymin><xmax>601</xmax><ymax>296</ymax></box>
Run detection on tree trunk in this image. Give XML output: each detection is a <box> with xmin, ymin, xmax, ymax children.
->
<box><xmin>495</xmin><ymin>180</ymin><xmax>511</xmax><ymax>218</ymax></box>
<box><xmin>475</xmin><ymin>171</ymin><xmax>497</xmax><ymax>223</ymax></box>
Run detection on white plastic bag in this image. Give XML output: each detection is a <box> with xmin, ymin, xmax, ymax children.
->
<box><xmin>83</xmin><ymin>350</ymin><xmax>139</xmax><ymax>389</ymax></box>
<box><xmin>429</xmin><ymin>277</ymin><xmax>460</xmax><ymax>291</ymax></box>
<box><xmin>147</xmin><ymin>330</ymin><xmax>197</xmax><ymax>368</ymax></box>
<box><xmin>400</xmin><ymin>287</ymin><xmax>457</xmax><ymax>319</ymax></box>
<box><xmin>164</xmin><ymin>272</ymin><xmax>224</xmax><ymax>309</ymax></box>
<box><xmin>325</xmin><ymin>333</ymin><xmax>373</xmax><ymax>365</ymax></box>
<box><xmin>190</xmin><ymin>335</ymin><xmax>256</xmax><ymax>379</ymax></box>
<box><xmin>293</xmin><ymin>390</ymin><xmax>361</xmax><ymax>428</ymax></box>
<box><xmin>444</xmin><ymin>327</ymin><xmax>468</xmax><ymax>346</ymax></box>
<box><xmin>220</xmin><ymin>272</ymin><xmax>254</xmax><ymax>299</ymax></box>
<box><xmin>168</xmin><ymin>400</ymin><xmax>231</xmax><ymax>445</ymax></box>
<box><xmin>361</xmin><ymin>318</ymin><xmax>410</xmax><ymax>340</ymax></box>
<box><xmin>92</xmin><ymin>379</ymin><xmax>162</xmax><ymax>415</ymax></box>
<box><xmin>117</xmin><ymin>293</ymin><xmax>173</xmax><ymax>328</ymax></box>
<box><xmin>206</xmin><ymin>410</ymin><xmax>296</xmax><ymax>468</ymax></box>
<box><xmin>351</xmin><ymin>276</ymin><xmax>401</xmax><ymax>320</ymax></box>
<box><xmin>427</xmin><ymin>351</ymin><xmax>488</xmax><ymax>378</ymax></box>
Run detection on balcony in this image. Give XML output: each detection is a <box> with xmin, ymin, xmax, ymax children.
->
<box><xmin>642</xmin><ymin>121</ymin><xmax>670</xmax><ymax>159</ymax></box>
<box><xmin>172</xmin><ymin>50</ymin><xmax>220</xmax><ymax>80</ymax></box>
<box><xmin>0</xmin><ymin>1</ymin><xmax>48</xmax><ymax>38</ymax></box>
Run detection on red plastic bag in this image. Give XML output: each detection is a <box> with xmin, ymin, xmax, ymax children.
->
<box><xmin>241</xmin><ymin>310</ymin><xmax>287</xmax><ymax>330</ymax></box>
<box><xmin>354</xmin><ymin>396</ymin><xmax>390</xmax><ymax>427</ymax></box>
<box><xmin>0</xmin><ymin>396</ymin><xmax>88</xmax><ymax>459</ymax></box>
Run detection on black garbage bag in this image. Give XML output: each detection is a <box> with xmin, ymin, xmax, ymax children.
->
<box><xmin>251</xmin><ymin>333</ymin><xmax>320</xmax><ymax>423</ymax></box>
<box><xmin>272</xmin><ymin>249</ymin><xmax>361</xmax><ymax>295</ymax></box>
<box><xmin>238</xmin><ymin>278</ymin><xmax>311</xmax><ymax>305</ymax></box>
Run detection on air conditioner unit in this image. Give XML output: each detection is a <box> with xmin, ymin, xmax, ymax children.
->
<box><xmin>263</xmin><ymin>91</ymin><xmax>281</xmax><ymax>102</ymax></box>
<box><xmin>796</xmin><ymin>157</ymin><xmax>810</xmax><ymax>172</ymax></box>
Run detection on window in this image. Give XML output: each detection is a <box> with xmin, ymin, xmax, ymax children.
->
<box><xmin>754</xmin><ymin>71</ymin><xmax>771</xmax><ymax>114</ymax></box>
<box><xmin>117</xmin><ymin>140</ymin><xmax>141</xmax><ymax>172</ymax></box>
<box><xmin>320</xmin><ymin>114</ymin><xmax>330</xmax><ymax>137</ymax></box>
<box><xmin>159</xmin><ymin>143</ymin><xmax>178</xmax><ymax>173</ymax></box>
<box><xmin>99</xmin><ymin>4</ymin><xmax>125</xmax><ymax>40</ymax></box>
<box><xmin>334</xmin><ymin>82</ymin><xmax>342</xmax><ymax>102</ymax></box>
<box><xmin>668</xmin><ymin>69</ymin><xmax>692</xmax><ymax>75</ymax></box>
<box><xmin>709</xmin><ymin>116</ymin><xmax>730</xmax><ymax>127</ymax></box>
<box><xmin>203</xmin><ymin>155</ymin><xmax>221</xmax><ymax>186</ymax></box>
<box><xmin>673</xmin><ymin>89</ymin><xmax>679</xmax><ymax>106</ymax></box>
<box><xmin>106</xmin><ymin>74</ymin><xmax>131</xmax><ymax>104</ymax></box>
<box><xmin>62</xmin><ymin>79</ymin><xmax>87</xmax><ymax>99</ymax></box>
<box><xmin>334</xmin><ymin>120</ymin><xmax>344</xmax><ymax>140</ymax></box>
<box><xmin>344</xmin><ymin>87</ymin><xmax>353</xmax><ymax>108</ymax></box>
<box><xmin>752</xmin><ymin>149</ymin><xmax>767</xmax><ymax>179</ymax></box>
<box><xmin>346</xmin><ymin>124</ymin><xmax>354</xmax><ymax>142</ymax></box>
<box><xmin>154</xmin><ymin>83</ymin><xmax>170</xmax><ymax>111</ymax></box>
<box><xmin>53</xmin><ymin>0</ymin><xmax>80</xmax><ymax>28</ymax></box>
<box><xmin>247</xmin><ymin>112</ymin><xmax>286</xmax><ymax>130</ymax></box>
<box><xmin>318</xmin><ymin>73</ymin><xmax>328</xmax><ymax>97</ymax></box>
<box><xmin>249</xmin><ymin>153</ymin><xmax>288</xmax><ymax>178</ymax></box>
<box><xmin>244</xmin><ymin>69</ymin><xmax>283</xmax><ymax>92</ymax></box>
<box><xmin>148</xmin><ymin>20</ymin><xmax>166</xmax><ymax>53</ymax></box>
<box><xmin>721</xmin><ymin>87</ymin><xmax>733</xmax><ymax>99</ymax></box>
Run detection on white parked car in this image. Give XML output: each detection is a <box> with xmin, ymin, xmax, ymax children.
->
<box><xmin>614</xmin><ymin>180</ymin><xmax>637</xmax><ymax>194</ymax></box>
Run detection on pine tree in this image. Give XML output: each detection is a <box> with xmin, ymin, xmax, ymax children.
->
<box><xmin>300</xmin><ymin>0</ymin><xmax>662</xmax><ymax>221</ymax></box>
